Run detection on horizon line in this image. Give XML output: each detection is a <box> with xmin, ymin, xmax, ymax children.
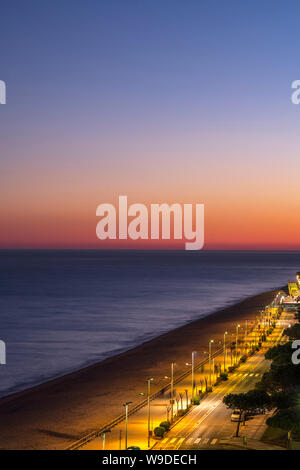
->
<box><xmin>1</xmin><ymin>248</ymin><xmax>300</xmax><ymax>252</ymax></box>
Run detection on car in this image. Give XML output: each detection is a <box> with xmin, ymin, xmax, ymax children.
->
<box><xmin>127</xmin><ymin>446</ymin><xmax>140</xmax><ymax>450</ymax></box>
<box><xmin>231</xmin><ymin>410</ymin><xmax>241</xmax><ymax>422</ymax></box>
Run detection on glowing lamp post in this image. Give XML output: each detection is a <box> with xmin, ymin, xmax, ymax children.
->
<box><xmin>100</xmin><ymin>429</ymin><xmax>111</xmax><ymax>450</ymax></box>
<box><xmin>170</xmin><ymin>363</ymin><xmax>175</xmax><ymax>422</ymax></box>
<box><xmin>123</xmin><ymin>401</ymin><xmax>132</xmax><ymax>450</ymax></box>
<box><xmin>236</xmin><ymin>324</ymin><xmax>240</xmax><ymax>363</ymax></box>
<box><xmin>209</xmin><ymin>340</ymin><xmax>214</xmax><ymax>387</ymax></box>
<box><xmin>223</xmin><ymin>332</ymin><xmax>228</xmax><ymax>372</ymax></box>
<box><xmin>185</xmin><ymin>351</ymin><xmax>197</xmax><ymax>403</ymax></box>
<box><xmin>147</xmin><ymin>378</ymin><xmax>153</xmax><ymax>448</ymax></box>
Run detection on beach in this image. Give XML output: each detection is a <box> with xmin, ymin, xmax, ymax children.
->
<box><xmin>0</xmin><ymin>288</ymin><xmax>280</xmax><ymax>450</ymax></box>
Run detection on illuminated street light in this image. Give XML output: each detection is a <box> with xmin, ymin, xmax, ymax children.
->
<box><xmin>185</xmin><ymin>351</ymin><xmax>197</xmax><ymax>403</ymax></box>
<box><xmin>244</xmin><ymin>320</ymin><xmax>248</xmax><ymax>354</ymax></box>
<box><xmin>170</xmin><ymin>362</ymin><xmax>175</xmax><ymax>422</ymax></box>
<box><xmin>223</xmin><ymin>332</ymin><xmax>228</xmax><ymax>372</ymax></box>
<box><xmin>147</xmin><ymin>378</ymin><xmax>153</xmax><ymax>448</ymax></box>
<box><xmin>236</xmin><ymin>324</ymin><xmax>240</xmax><ymax>363</ymax></box>
<box><xmin>192</xmin><ymin>351</ymin><xmax>196</xmax><ymax>403</ymax></box>
<box><xmin>123</xmin><ymin>401</ymin><xmax>132</xmax><ymax>450</ymax></box>
<box><xmin>209</xmin><ymin>340</ymin><xmax>214</xmax><ymax>387</ymax></box>
<box><xmin>100</xmin><ymin>429</ymin><xmax>111</xmax><ymax>450</ymax></box>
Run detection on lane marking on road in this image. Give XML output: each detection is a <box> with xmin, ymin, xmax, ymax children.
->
<box><xmin>194</xmin><ymin>399</ymin><xmax>222</xmax><ymax>427</ymax></box>
<box><xmin>174</xmin><ymin>398</ymin><xmax>224</xmax><ymax>441</ymax></box>
<box><xmin>186</xmin><ymin>438</ymin><xmax>194</xmax><ymax>444</ymax></box>
<box><xmin>211</xmin><ymin>438</ymin><xmax>218</xmax><ymax>445</ymax></box>
<box><xmin>202</xmin><ymin>438</ymin><xmax>209</xmax><ymax>445</ymax></box>
<box><xmin>243</xmin><ymin>373</ymin><xmax>248</xmax><ymax>377</ymax></box>
<box><xmin>255</xmin><ymin>373</ymin><xmax>259</xmax><ymax>377</ymax></box>
<box><xmin>250</xmin><ymin>373</ymin><xmax>254</xmax><ymax>376</ymax></box>
<box><xmin>170</xmin><ymin>438</ymin><xmax>177</xmax><ymax>444</ymax></box>
<box><xmin>162</xmin><ymin>438</ymin><xmax>169</xmax><ymax>444</ymax></box>
<box><xmin>194</xmin><ymin>438</ymin><xmax>201</xmax><ymax>444</ymax></box>
<box><xmin>175</xmin><ymin>397</ymin><xmax>222</xmax><ymax>438</ymax></box>
<box><xmin>177</xmin><ymin>438</ymin><xmax>185</xmax><ymax>445</ymax></box>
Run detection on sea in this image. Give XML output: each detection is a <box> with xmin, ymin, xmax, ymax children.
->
<box><xmin>0</xmin><ymin>250</ymin><xmax>299</xmax><ymax>398</ymax></box>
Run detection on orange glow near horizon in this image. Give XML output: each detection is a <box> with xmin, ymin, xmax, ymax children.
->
<box><xmin>1</xmin><ymin>127</ymin><xmax>300</xmax><ymax>250</ymax></box>
<box><xmin>1</xmin><ymin>188</ymin><xmax>300</xmax><ymax>250</ymax></box>
<box><xmin>2</xmin><ymin>2</ymin><xmax>300</xmax><ymax>251</ymax></box>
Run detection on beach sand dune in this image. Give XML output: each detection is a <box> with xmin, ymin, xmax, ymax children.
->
<box><xmin>0</xmin><ymin>289</ymin><xmax>280</xmax><ymax>449</ymax></box>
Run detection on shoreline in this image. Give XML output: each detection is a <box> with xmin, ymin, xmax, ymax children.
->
<box><xmin>0</xmin><ymin>286</ymin><xmax>283</xmax><ymax>402</ymax></box>
<box><xmin>0</xmin><ymin>287</ymin><xmax>284</xmax><ymax>449</ymax></box>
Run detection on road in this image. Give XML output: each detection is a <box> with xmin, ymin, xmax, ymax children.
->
<box><xmin>80</xmin><ymin>309</ymin><xmax>293</xmax><ymax>450</ymax></box>
<box><xmin>156</xmin><ymin>311</ymin><xmax>294</xmax><ymax>450</ymax></box>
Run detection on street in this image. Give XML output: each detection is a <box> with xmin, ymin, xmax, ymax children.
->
<box><xmin>157</xmin><ymin>311</ymin><xmax>293</xmax><ymax>450</ymax></box>
<box><xmin>80</xmin><ymin>309</ymin><xmax>294</xmax><ymax>451</ymax></box>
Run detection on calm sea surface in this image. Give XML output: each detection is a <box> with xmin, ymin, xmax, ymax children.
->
<box><xmin>0</xmin><ymin>250</ymin><xmax>299</xmax><ymax>398</ymax></box>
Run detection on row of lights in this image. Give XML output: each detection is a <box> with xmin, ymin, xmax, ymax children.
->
<box><xmin>101</xmin><ymin>293</ymin><xmax>282</xmax><ymax>449</ymax></box>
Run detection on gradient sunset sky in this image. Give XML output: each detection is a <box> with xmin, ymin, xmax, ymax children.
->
<box><xmin>1</xmin><ymin>0</ymin><xmax>300</xmax><ymax>249</ymax></box>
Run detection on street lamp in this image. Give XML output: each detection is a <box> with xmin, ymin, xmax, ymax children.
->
<box><xmin>209</xmin><ymin>339</ymin><xmax>214</xmax><ymax>387</ymax></box>
<box><xmin>147</xmin><ymin>378</ymin><xmax>153</xmax><ymax>448</ymax></box>
<box><xmin>254</xmin><ymin>321</ymin><xmax>257</xmax><ymax>347</ymax></box>
<box><xmin>123</xmin><ymin>401</ymin><xmax>132</xmax><ymax>450</ymax></box>
<box><xmin>185</xmin><ymin>351</ymin><xmax>196</xmax><ymax>403</ymax></box>
<box><xmin>236</xmin><ymin>324</ymin><xmax>240</xmax><ymax>364</ymax></box>
<box><xmin>244</xmin><ymin>320</ymin><xmax>248</xmax><ymax>354</ymax></box>
<box><xmin>260</xmin><ymin>311</ymin><xmax>265</xmax><ymax>336</ymax></box>
<box><xmin>192</xmin><ymin>351</ymin><xmax>196</xmax><ymax>402</ymax></box>
<box><xmin>223</xmin><ymin>332</ymin><xmax>228</xmax><ymax>372</ymax></box>
<box><xmin>100</xmin><ymin>429</ymin><xmax>111</xmax><ymax>450</ymax></box>
<box><xmin>170</xmin><ymin>362</ymin><xmax>175</xmax><ymax>422</ymax></box>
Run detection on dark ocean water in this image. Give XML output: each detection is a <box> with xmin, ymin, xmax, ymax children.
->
<box><xmin>0</xmin><ymin>250</ymin><xmax>299</xmax><ymax>398</ymax></box>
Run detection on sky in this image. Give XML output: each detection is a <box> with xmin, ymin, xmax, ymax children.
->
<box><xmin>1</xmin><ymin>0</ymin><xmax>300</xmax><ymax>249</ymax></box>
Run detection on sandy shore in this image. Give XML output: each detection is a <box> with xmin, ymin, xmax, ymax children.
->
<box><xmin>0</xmin><ymin>288</ymin><xmax>281</xmax><ymax>449</ymax></box>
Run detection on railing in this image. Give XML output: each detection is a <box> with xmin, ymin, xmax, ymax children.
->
<box><xmin>66</xmin><ymin>306</ymin><xmax>279</xmax><ymax>451</ymax></box>
<box><xmin>65</xmin><ymin>346</ymin><xmax>224</xmax><ymax>450</ymax></box>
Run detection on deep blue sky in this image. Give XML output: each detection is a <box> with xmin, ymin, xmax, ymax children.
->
<box><xmin>1</xmin><ymin>0</ymin><xmax>299</xmax><ymax>133</ymax></box>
